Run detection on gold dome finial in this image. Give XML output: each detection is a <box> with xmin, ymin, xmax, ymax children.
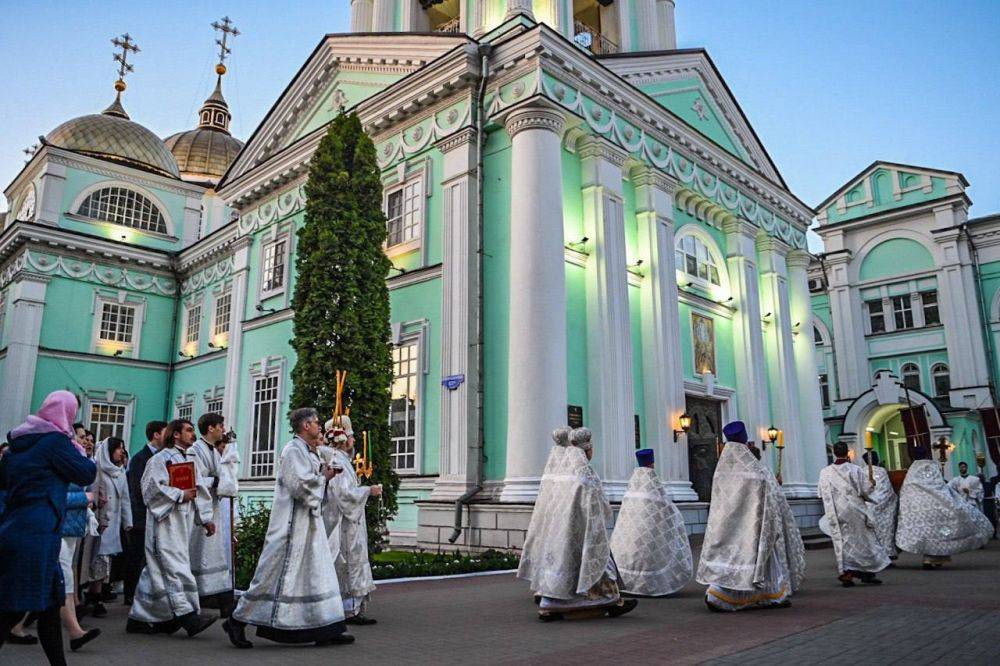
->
<box><xmin>215</xmin><ymin>63</ymin><xmax>227</xmax><ymax>76</ymax></box>
<box><xmin>114</xmin><ymin>79</ymin><xmax>127</xmax><ymax>92</ymax></box>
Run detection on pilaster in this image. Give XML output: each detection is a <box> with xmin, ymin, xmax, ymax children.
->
<box><xmin>372</xmin><ymin>0</ymin><xmax>396</xmax><ymax>31</ymax></box>
<box><xmin>0</xmin><ymin>272</ymin><xmax>49</xmax><ymax>435</ymax></box>
<box><xmin>578</xmin><ymin>137</ymin><xmax>635</xmax><ymax>501</ymax></box>
<box><xmin>350</xmin><ymin>0</ymin><xmax>374</xmax><ymax>32</ymax></box>
<box><xmin>633</xmin><ymin>167</ymin><xmax>697</xmax><ymax>501</ymax></box>
<box><xmin>824</xmin><ymin>250</ymin><xmax>868</xmax><ymax>401</ymax></box>
<box><xmin>432</xmin><ymin>128</ymin><xmax>481</xmax><ymax>500</ymax></box>
<box><xmin>222</xmin><ymin>236</ymin><xmax>252</xmax><ymax>430</ymax></box>
<box><xmin>500</xmin><ymin>106</ymin><xmax>567</xmax><ymax>503</ymax></box>
<box><xmin>505</xmin><ymin>0</ymin><xmax>535</xmax><ymax>20</ymax></box>
<box><xmin>35</xmin><ymin>161</ymin><xmax>67</xmax><ymax>227</ymax></box>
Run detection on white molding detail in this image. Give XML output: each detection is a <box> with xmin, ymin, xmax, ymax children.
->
<box><xmin>0</xmin><ymin>248</ymin><xmax>175</xmax><ymax>295</ymax></box>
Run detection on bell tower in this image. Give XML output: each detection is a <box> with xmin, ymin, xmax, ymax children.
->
<box><xmin>349</xmin><ymin>0</ymin><xmax>678</xmax><ymax>54</ymax></box>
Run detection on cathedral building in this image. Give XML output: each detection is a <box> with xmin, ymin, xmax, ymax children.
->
<box><xmin>1</xmin><ymin>2</ymin><xmax>826</xmax><ymax>550</ymax></box>
<box><xmin>810</xmin><ymin>162</ymin><xmax>1000</xmax><ymax>483</ymax></box>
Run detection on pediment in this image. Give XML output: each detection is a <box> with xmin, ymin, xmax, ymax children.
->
<box><xmin>222</xmin><ymin>33</ymin><xmax>470</xmax><ymax>186</ymax></box>
<box><xmin>816</xmin><ymin>161</ymin><xmax>969</xmax><ymax>226</ymax></box>
<box><xmin>601</xmin><ymin>49</ymin><xmax>784</xmax><ymax>186</ymax></box>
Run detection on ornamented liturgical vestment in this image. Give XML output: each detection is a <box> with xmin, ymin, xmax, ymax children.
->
<box><xmin>696</xmin><ymin>442</ymin><xmax>806</xmax><ymax>611</ymax></box>
<box><xmin>897</xmin><ymin>460</ymin><xmax>992</xmax><ymax>557</ymax></box>
<box><xmin>818</xmin><ymin>462</ymin><xmax>890</xmax><ymax>575</ymax></box>
<box><xmin>949</xmin><ymin>473</ymin><xmax>985</xmax><ymax>511</ymax></box>
<box><xmin>610</xmin><ymin>465</ymin><xmax>693</xmax><ymax>596</ymax></box>
<box><xmin>189</xmin><ymin>438</ymin><xmax>236</xmax><ymax>609</ymax></box>
<box><xmin>866</xmin><ymin>464</ymin><xmax>899</xmax><ymax>558</ymax></box>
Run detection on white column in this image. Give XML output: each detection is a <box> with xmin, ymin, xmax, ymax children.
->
<box><xmin>372</xmin><ymin>0</ymin><xmax>396</xmax><ymax>31</ymax></box>
<box><xmin>222</xmin><ymin>237</ymin><xmax>252</xmax><ymax>429</ymax></box>
<box><xmin>402</xmin><ymin>0</ymin><xmax>430</xmax><ymax>30</ymax></box>
<box><xmin>787</xmin><ymin>249</ymin><xmax>826</xmax><ymax>489</ymax></box>
<box><xmin>614</xmin><ymin>0</ymin><xmax>633</xmax><ymax>51</ymax></box>
<box><xmin>505</xmin><ymin>0</ymin><xmax>535</xmax><ymax>20</ymax></box>
<box><xmin>723</xmin><ymin>220</ymin><xmax>770</xmax><ymax>444</ymax></box>
<box><xmin>825</xmin><ymin>251</ymin><xmax>869</xmax><ymax>401</ymax></box>
<box><xmin>500</xmin><ymin>107</ymin><xmax>567</xmax><ymax>503</ymax></box>
<box><xmin>0</xmin><ymin>271</ymin><xmax>48</xmax><ymax>435</ymax></box>
<box><xmin>758</xmin><ymin>237</ymin><xmax>811</xmax><ymax>497</ymax></box>
<box><xmin>432</xmin><ymin>129</ymin><xmax>481</xmax><ymax>500</ymax></box>
<box><xmin>35</xmin><ymin>161</ymin><xmax>66</xmax><ymax>226</ymax></box>
<box><xmin>578</xmin><ymin>137</ymin><xmax>635</xmax><ymax>501</ymax></box>
<box><xmin>657</xmin><ymin>0</ymin><xmax>677</xmax><ymax>50</ymax></box>
<box><xmin>634</xmin><ymin>168</ymin><xmax>697</xmax><ymax>501</ymax></box>
<box><xmin>634</xmin><ymin>0</ymin><xmax>659</xmax><ymax>51</ymax></box>
<box><xmin>350</xmin><ymin>0</ymin><xmax>374</xmax><ymax>32</ymax></box>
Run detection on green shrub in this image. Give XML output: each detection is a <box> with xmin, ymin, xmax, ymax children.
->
<box><xmin>234</xmin><ymin>499</ymin><xmax>271</xmax><ymax>590</ymax></box>
<box><xmin>371</xmin><ymin>549</ymin><xmax>519</xmax><ymax>580</ymax></box>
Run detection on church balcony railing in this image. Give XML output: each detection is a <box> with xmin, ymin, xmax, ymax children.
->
<box><xmin>573</xmin><ymin>20</ymin><xmax>619</xmax><ymax>55</ymax></box>
<box><xmin>433</xmin><ymin>16</ymin><xmax>461</xmax><ymax>33</ymax></box>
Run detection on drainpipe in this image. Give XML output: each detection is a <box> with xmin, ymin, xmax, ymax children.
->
<box><xmin>448</xmin><ymin>43</ymin><xmax>491</xmax><ymax>544</ymax></box>
<box><xmin>962</xmin><ymin>224</ymin><xmax>999</xmax><ymax>406</ymax></box>
<box><xmin>163</xmin><ymin>256</ymin><xmax>182</xmax><ymax>418</ymax></box>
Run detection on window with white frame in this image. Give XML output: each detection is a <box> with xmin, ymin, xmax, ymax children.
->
<box><xmin>390</xmin><ymin>340</ymin><xmax>420</xmax><ymax>472</ymax></box>
<box><xmin>675</xmin><ymin>234</ymin><xmax>721</xmax><ymax>286</ymax></box>
<box><xmin>260</xmin><ymin>238</ymin><xmax>287</xmax><ymax>299</ymax></box>
<box><xmin>98</xmin><ymin>301</ymin><xmax>137</xmax><ymax>344</ymax></box>
<box><xmin>892</xmin><ymin>295</ymin><xmax>914</xmax><ymax>330</ymax></box>
<box><xmin>250</xmin><ymin>375</ymin><xmax>280</xmax><ymax>477</ymax></box>
<box><xmin>206</xmin><ymin>397</ymin><xmax>223</xmax><ymax>414</ymax></box>
<box><xmin>213</xmin><ymin>292</ymin><xmax>232</xmax><ymax>338</ymax></box>
<box><xmin>384</xmin><ymin>178</ymin><xmax>423</xmax><ymax>249</ymax></box>
<box><xmin>177</xmin><ymin>402</ymin><xmax>193</xmax><ymax>422</ymax></box>
<box><xmin>819</xmin><ymin>374</ymin><xmax>830</xmax><ymax>409</ymax></box>
<box><xmin>185</xmin><ymin>303</ymin><xmax>202</xmax><ymax>346</ymax></box>
<box><xmin>922</xmin><ymin>291</ymin><xmax>940</xmax><ymax>326</ymax></box>
<box><xmin>77</xmin><ymin>186</ymin><xmax>167</xmax><ymax>234</ymax></box>
<box><xmin>901</xmin><ymin>363</ymin><xmax>921</xmax><ymax>391</ymax></box>
<box><xmin>867</xmin><ymin>300</ymin><xmax>886</xmax><ymax>334</ymax></box>
<box><xmin>932</xmin><ymin>363</ymin><xmax>950</xmax><ymax>398</ymax></box>
<box><xmin>89</xmin><ymin>402</ymin><xmax>128</xmax><ymax>442</ymax></box>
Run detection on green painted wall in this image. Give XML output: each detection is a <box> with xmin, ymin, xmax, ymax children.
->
<box><xmin>859</xmin><ymin>238</ymin><xmax>935</xmax><ymax>281</ymax></box>
<box><xmin>629</xmin><ymin>285</ymin><xmax>646</xmax><ymax>448</ymax></box>
<box><xmin>565</xmin><ymin>263</ymin><xmax>589</xmax><ymax>415</ymax></box>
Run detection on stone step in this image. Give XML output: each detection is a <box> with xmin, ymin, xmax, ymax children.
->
<box><xmin>801</xmin><ymin>529</ymin><xmax>833</xmax><ymax>550</ymax></box>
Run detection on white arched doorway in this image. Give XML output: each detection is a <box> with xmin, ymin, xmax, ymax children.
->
<box><xmin>839</xmin><ymin>370</ymin><xmax>950</xmax><ymax>467</ymax></box>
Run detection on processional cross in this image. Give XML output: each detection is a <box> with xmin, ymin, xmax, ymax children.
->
<box><xmin>212</xmin><ymin>16</ymin><xmax>240</xmax><ymax>70</ymax></box>
<box><xmin>111</xmin><ymin>33</ymin><xmax>140</xmax><ymax>90</ymax></box>
<box><xmin>932</xmin><ymin>436</ymin><xmax>953</xmax><ymax>472</ymax></box>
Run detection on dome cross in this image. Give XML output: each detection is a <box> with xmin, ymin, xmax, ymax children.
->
<box><xmin>212</xmin><ymin>16</ymin><xmax>240</xmax><ymax>72</ymax></box>
<box><xmin>111</xmin><ymin>33</ymin><xmax>140</xmax><ymax>91</ymax></box>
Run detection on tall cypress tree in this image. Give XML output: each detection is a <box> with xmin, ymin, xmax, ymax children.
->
<box><xmin>291</xmin><ymin>111</ymin><xmax>398</xmax><ymax>551</ymax></box>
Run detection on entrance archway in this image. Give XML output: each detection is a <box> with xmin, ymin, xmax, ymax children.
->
<box><xmin>839</xmin><ymin>370</ymin><xmax>950</xmax><ymax>469</ymax></box>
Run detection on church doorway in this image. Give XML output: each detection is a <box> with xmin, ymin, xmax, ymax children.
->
<box><xmin>865</xmin><ymin>406</ymin><xmax>915</xmax><ymax>471</ymax></box>
<box><xmin>686</xmin><ymin>395</ymin><xmax>722</xmax><ymax>501</ymax></box>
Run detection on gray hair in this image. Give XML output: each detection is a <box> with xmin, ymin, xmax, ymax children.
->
<box><xmin>289</xmin><ymin>407</ymin><xmax>318</xmax><ymax>434</ymax></box>
<box><xmin>551</xmin><ymin>426</ymin><xmax>572</xmax><ymax>447</ymax></box>
<box><xmin>569</xmin><ymin>427</ymin><xmax>593</xmax><ymax>451</ymax></box>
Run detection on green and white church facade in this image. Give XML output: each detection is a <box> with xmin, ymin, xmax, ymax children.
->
<box><xmin>1</xmin><ymin>1</ymin><xmax>828</xmax><ymax>549</ymax></box>
<box><xmin>810</xmin><ymin>162</ymin><xmax>1000</xmax><ymax>483</ymax></box>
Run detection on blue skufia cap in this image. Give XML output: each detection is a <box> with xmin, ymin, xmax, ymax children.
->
<box><xmin>723</xmin><ymin>421</ymin><xmax>748</xmax><ymax>444</ymax></box>
<box><xmin>635</xmin><ymin>448</ymin><xmax>654</xmax><ymax>467</ymax></box>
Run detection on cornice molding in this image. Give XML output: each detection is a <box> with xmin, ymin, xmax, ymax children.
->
<box><xmin>435</xmin><ymin>127</ymin><xmax>477</xmax><ymax>153</ymax></box>
<box><xmin>504</xmin><ymin>106</ymin><xmax>566</xmax><ymax>138</ymax></box>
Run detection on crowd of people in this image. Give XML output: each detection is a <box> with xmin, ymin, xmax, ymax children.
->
<box><xmin>518</xmin><ymin>420</ymin><xmax>995</xmax><ymax>619</ymax></box>
<box><xmin>0</xmin><ymin>392</ymin><xmax>382</xmax><ymax>664</ymax></box>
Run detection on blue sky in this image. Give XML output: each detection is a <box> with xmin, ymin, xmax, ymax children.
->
<box><xmin>2</xmin><ymin>0</ymin><xmax>998</xmax><ymax>249</ymax></box>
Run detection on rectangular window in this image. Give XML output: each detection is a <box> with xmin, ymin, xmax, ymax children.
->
<box><xmin>385</xmin><ymin>179</ymin><xmax>423</xmax><ymax>248</ymax></box>
<box><xmin>89</xmin><ymin>402</ymin><xmax>127</xmax><ymax>442</ymax></box>
<box><xmin>206</xmin><ymin>397</ymin><xmax>223</xmax><ymax>414</ymax></box>
<box><xmin>390</xmin><ymin>341</ymin><xmax>419</xmax><ymax>472</ymax></box>
<box><xmin>185</xmin><ymin>304</ymin><xmax>202</xmax><ymax>345</ymax></box>
<box><xmin>819</xmin><ymin>374</ymin><xmax>830</xmax><ymax>409</ymax></box>
<box><xmin>99</xmin><ymin>302</ymin><xmax>137</xmax><ymax>344</ymax></box>
<box><xmin>213</xmin><ymin>292</ymin><xmax>232</xmax><ymax>338</ymax></box>
<box><xmin>260</xmin><ymin>238</ymin><xmax>287</xmax><ymax>298</ymax></box>
<box><xmin>922</xmin><ymin>291</ymin><xmax>940</xmax><ymax>326</ymax></box>
<box><xmin>867</xmin><ymin>300</ymin><xmax>886</xmax><ymax>334</ymax></box>
<box><xmin>892</xmin><ymin>295</ymin><xmax>914</xmax><ymax>330</ymax></box>
<box><xmin>177</xmin><ymin>403</ymin><xmax>193</xmax><ymax>422</ymax></box>
<box><xmin>250</xmin><ymin>375</ymin><xmax>280</xmax><ymax>477</ymax></box>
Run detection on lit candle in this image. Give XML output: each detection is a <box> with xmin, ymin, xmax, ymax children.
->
<box><xmin>864</xmin><ymin>430</ymin><xmax>873</xmax><ymax>450</ymax></box>
<box><xmin>776</xmin><ymin>430</ymin><xmax>785</xmax><ymax>449</ymax></box>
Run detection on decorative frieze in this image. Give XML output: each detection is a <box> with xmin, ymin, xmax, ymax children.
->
<box><xmin>0</xmin><ymin>249</ymin><xmax>175</xmax><ymax>295</ymax></box>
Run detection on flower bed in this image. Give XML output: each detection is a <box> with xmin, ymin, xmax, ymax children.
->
<box><xmin>371</xmin><ymin>549</ymin><xmax>519</xmax><ymax>580</ymax></box>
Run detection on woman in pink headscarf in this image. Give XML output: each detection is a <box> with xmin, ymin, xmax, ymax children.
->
<box><xmin>0</xmin><ymin>390</ymin><xmax>97</xmax><ymax>665</ymax></box>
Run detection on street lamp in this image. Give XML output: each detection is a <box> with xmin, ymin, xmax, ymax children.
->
<box><xmin>674</xmin><ymin>412</ymin><xmax>692</xmax><ymax>442</ymax></box>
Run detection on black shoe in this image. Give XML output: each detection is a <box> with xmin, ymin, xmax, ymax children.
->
<box><xmin>315</xmin><ymin>633</ymin><xmax>356</xmax><ymax>646</ymax></box>
<box><xmin>181</xmin><ymin>613</ymin><xmax>217</xmax><ymax>638</ymax></box>
<box><xmin>863</xmin><ymin>577</ymin><xmax>883</xmax><ymax>585</ymax></box>
<box><xmin>922</xmin><ymin>563</ymin><xmax>935</xmax><ymax>570</ymax></box>
<box><xmin>538</xmin><ymin>611</ymin><xmax>565</xmax><ymax>622</ymax></box>
<box><xmin>222</xmin><ymin>620</ymin><xmax>253</xmax><ymax>649</ymax></box>
<box><xmin>606</xmin><ymin>598</ymin><xmax>638</xmax><ymax>618</ymax></box>
<box><xmin>69</xmin><ymin>628</ymin><xmax>101</xmax><ymax>651</ymax></box>
<box><xmin>840</xmin><ymin>579</ymin><xmax>856</xmax><ymax>588</ymax></box>
<box><xmin>6</xmin><ymin>632</ymin><xmax>39</xmax><ymax>645</ymax></box>
<box><xmin>125</xmin><ymin>619</ymin><xmax>156</xmax><ymax>634</ymax></box>
<box><xmin>705</xmin><ymin>599</ymin><xmax>725</xmax><ymax>613</ymax></box>
<box><xmin>91</xmin><ymin>602</ymin><xmax>108</xmax><ymax>618</ymax></box>
<box><xmin>345</xmin><ymin>614</ymin><xmax>377</xmax><ymax>626</ymax></box>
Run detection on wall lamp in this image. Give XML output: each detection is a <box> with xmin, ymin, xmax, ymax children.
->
<box><xmin>178</xmin><ymin>351</ymin><xmax>195</xmax><ymax>360</ymax></box>
<box><xmin>673</xmin><ymin>412</ymin><xmax>692</xmax><ymax>442</ymax></box>
<box><xmin>208</xmin><ymin>342</ymin><xmax>228</xmax><ymax>351</ymax></box>
<box><xmin>113</xmin><ymin>349</ymin><xmax>125</xmax><ymax>357</ymax></box>
<box><xmin>567</xmin><ymin>236</ymin><xmax>590</xmax><ymax>253</ymax></box>
<box><xmin>389</xmin><ymin>265</ymin><xmax>407</xmax><ymax>276</ymax></box>
<box><xmin>255</xmin><ymin>304</ymin><xmax>277</xmax><ymax>315</ymax></box>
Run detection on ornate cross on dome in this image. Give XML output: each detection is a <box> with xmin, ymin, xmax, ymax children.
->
<box><xmin>212</xmin><ymin>16</ymin><xmax>240</xmax><ymax>70</ymax></box>
<box><xmin>111</xmin><ymin>33</ymin><xmax>140</xmax><ymax>90</ymax></box>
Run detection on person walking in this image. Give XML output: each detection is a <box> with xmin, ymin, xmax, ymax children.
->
<box><xmin>0</xmin><ymin>391</ymin><xmax>98</xmax><ymax>665</ymax></box>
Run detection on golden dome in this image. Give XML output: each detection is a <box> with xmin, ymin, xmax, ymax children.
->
<box><xmin>45</xmin><ymin>96</ymin><xmax>180</xmax><ymax>178</ymax></box>
<box><xmin>164</xmin><ymin>128</ymin><xmax>243</xmax><ymax>185</ymax></box>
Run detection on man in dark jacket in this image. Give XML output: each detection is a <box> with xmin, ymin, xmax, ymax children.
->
<box><xmin>122</xmin><ymin>421</ymin><xmax>166</xmax><ymax>605</ymax></box>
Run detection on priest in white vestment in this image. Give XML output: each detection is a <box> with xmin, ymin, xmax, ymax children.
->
<box><xmin>225</xmin><ymin>408</ymin><xmax>353</xmax><ymax>649</ymax></box>
<box><xmin>897</xmin><ymin>451</ymin><xmax>992</xmax><ymax>569</ymax></box>
<box><xmin>127</xmin><ymin>419</ymin><xmax>218</xmax><ymax>638</ymax></box>
<box><xmin>321</xmin><ymin>416</ymin><xmax>382</xmax><ymax>625</ymax></box>
<box><xmin>818</xmin><ymin>442</ymin><xmax>890</xmax><ymax>586</ymax></box>
<box><xmin>518</xmin><ymin>427</ymin><xmax>638</xmax><ymax>621</ymax></box>
<box><xmin>949</xmin><ymin>462</ymin><xmax>985</xmax><ymax>512</ymax></box>
<box><xmin>189</xmin><ymin>413</ymin><xmax>234</xmax><ymax>616</ymax></box>
<box><xmin>862</xmin><ymin>451</ymin><xmax>898</xmax><ymax>559</ymax></box>
<box><xmin>697</xmin><ymin>421</ymin><xmax>806</xmax><ymax>612</ymax></box>
<box><xmin>610</xmin><ymin>448</ymin><xmax>692</xmax><ymax>597</ymax></box>
<box><xmin>215</xmin><ymin>436</ymin><xmax>240</xmax><ymax>575</ymax></box>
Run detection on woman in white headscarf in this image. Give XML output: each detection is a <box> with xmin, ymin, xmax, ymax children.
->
<box><xmin>84</xmin><ymin>438</ymin><xmax>132</xmax><ymax>614</ymax></box>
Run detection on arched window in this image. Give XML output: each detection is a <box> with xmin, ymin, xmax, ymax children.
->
<box><xmin>932</xmin><ymin>363</ymin><xmax>950</xmax><ymax>398</ymax></box>
<box><xmin>900</xmin><ymin>363</ymin><xmax>921</xmax><ymax>391</ymax></box>
<box><xmin>675</xmin><ymin>234</ymin><xmax>721</xmax><ymax>286</ymax></box>
<box><xmin>814</xmin><ymin>326</ymin><xmax>824</xmax><ymax>344</ymax></box>
<box><xmin>76</xmin><ymin>186</ymin><xmax>167</xmax><ymax>234</ymax></box>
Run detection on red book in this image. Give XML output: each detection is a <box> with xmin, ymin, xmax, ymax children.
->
<box><xmin>167</xmin><ymin>461</ymin><xmax>196</xmax><ymax>491</ymax></box>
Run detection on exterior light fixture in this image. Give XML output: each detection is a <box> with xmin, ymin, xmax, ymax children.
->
<box><xmin>674</xmin><ymin>412</ymin><xmax>692</xmax><ymax>442</ymax></box>
<box><xmin>767</xmin><ymin>425</ymin><xmax>779</xmax><ymax>443</ymax></box>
